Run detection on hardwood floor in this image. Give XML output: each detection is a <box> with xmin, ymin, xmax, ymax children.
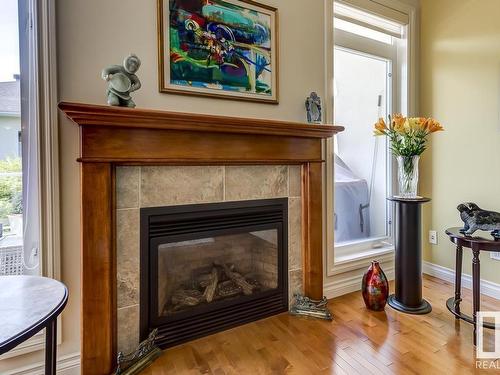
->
<box><xmin>143</xmin><ymin>275</ymin><xmax>500</xmax><ymax>374</ymax></box>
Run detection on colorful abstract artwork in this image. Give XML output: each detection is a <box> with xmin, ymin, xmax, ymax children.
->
<box><xmin>159</xmin><ymin>0</ymin><xmax>278</xmax><ymax>103</ymax></box>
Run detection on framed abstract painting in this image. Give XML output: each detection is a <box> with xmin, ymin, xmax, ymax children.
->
<box><xmin>158</xmin><ymin>0</ymin><xmax>279</xmax><ymax>103</ymax></box>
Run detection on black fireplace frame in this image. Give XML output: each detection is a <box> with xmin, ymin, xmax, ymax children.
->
<box><xmin>140</xmin><ymin>198</ymin><xmax>289</xmax><ymax>348</ymax></box>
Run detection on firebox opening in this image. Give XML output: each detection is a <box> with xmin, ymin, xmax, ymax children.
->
<box><xmin>157</xmin><ymin>229</ymin><xmax>279</xmax><ymax>316</ymax></box>
<box><xmin>140</xmin><ymin>198</ymin><xmax>288</xmax><ymax>348</ymax></box>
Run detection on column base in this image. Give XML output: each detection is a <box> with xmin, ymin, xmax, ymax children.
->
<box><xmin>387</xmin><ymin>294</ymin><xmax>432</xmax><ymax>315</ymax></box>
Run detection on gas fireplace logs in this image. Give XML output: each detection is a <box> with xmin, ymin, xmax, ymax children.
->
<box><xmin>164</xmin><ymin>262</ymin><xmax>263</xmax><ymax>314</ymax></box>
<box><xmin>203</xmin><ymin>267</ymin><xmax>219</xmax><ymax>303</ymax></box>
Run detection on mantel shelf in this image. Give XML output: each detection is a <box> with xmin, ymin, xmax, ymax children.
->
<box><xmin>59</xmin><ymin>101</ymin><xmax>343</xmax><ymax>139</ymax></box>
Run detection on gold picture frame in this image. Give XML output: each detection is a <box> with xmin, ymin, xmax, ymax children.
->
<box><xmin>158</xmin><ymin>0</ymin><xmax>279</xmax><ymax>103</ymax></box>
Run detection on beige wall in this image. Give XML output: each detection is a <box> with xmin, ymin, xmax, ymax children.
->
<box><xmin>420</xmin><ymin>0</ymin><xmax>500</xmax><ymax>283</ymax></box>
<box><xmin>0</xmin><ymin>0</ymin><xmax>330</xmax><ymax>372</ymax></box>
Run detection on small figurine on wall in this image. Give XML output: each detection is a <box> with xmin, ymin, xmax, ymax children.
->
<box><xmin>305</xmin><ymin>92</ymin><xmax>322</xmax><ymax>124</ymax></box>
<box><xmin>457</xmin><ymin>202</ymin><xmax>500</xmax><ymax>239</ymax></box>
<box><xmin>102</xmin><ymin>54</ymin><xmax>142</xmax><ymax>108</ymax></box>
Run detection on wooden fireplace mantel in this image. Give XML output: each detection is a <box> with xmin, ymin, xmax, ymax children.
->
<box><xmin>59</xmin><ymin>101</ymin><xmax>343</xmax><ymax>374</ymax></box>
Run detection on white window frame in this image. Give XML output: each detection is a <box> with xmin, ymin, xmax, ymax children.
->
<box><xmin>325</xmin><ymin>0</ymin><xmax>419</xmax><ymax>277</ymax></box>
<box><xmin>333</xmin><ymin>30</ymin><xmax>397</xmax><ymax>257</ymax></box>
<box><xmin>0</xmin><ymin>0</ymin><xmax>61</xmax><ymax>359</ymax></box>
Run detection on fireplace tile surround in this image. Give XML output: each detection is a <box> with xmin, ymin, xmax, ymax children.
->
<box><xmin>116</xmin><ymin>165</ymin><xmax>303</xmax><ymax>354</ymax></box>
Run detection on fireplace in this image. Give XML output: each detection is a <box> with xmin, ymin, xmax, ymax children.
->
<box><xmin>60</xmin><ymin>102</ymin><xmax>341</xmax><ymax>373</ymax></box>
<box><xmin>140</xmin><ymin>198</ymin><xmax>289</xmax><ymax>348</ymax></box>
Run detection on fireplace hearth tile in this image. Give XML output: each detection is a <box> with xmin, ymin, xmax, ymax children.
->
<box><xmin>225</xmin><ymin>165</ymin><xmax>287</xmax><ymax>200</ymax></box>
<box><xmin>116</xmin><ymin>167</ymin><xmax>140</xmax><ymax>209</ymax></box>
<box><xmin>288</xmin><ymin>198</ymin><xmax>302</xmax><ymax>271</ymax></box>
<box><xmin>117</xmin><ymin>304</ymin><xmax>139</xmax><ymax>355</ymax></box>
<box><xmin>117</xmin><ymin>209</ymin><xmax>140</xmax><ymax>308</ymax></box>
<box><xmin>140</xmin><ymin>166</ymin><xmax>224</xmax><ymax>207</ymax></box>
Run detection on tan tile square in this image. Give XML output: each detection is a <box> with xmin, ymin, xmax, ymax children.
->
<box><xmin>289</xmin><ymin>269</ymin><xmax>303</xmax><ymax>306</ymax></box>
<box><xmin>116</xmin><ymin>209</ymin><xmax>140</xmax><ymax>308</ymax></box>
<box><xmin>288</xmin><ymin>166</ymin><xmax>301</xmax><ymax>197</ymax></box>
<box><xmin>141</xmin><ymin>166</ymin><xmax>224</xmax><ymax>207</ymax></box>
<box><xmin>288</xmin><ymin>198</ymin><xmax>302</xmax><ymax>271</ymax></box>
<box><xmin>116</xmin><ymin>167</ymin><xmax>140</xmax><ymax>209</ymax></box>
<box><xmin>117</xmin><ymin>305</ymin><xmax>139</xmax><ymax>355</ymax></box>
<box><xmin>225</xmin><ymin>166</ymin><xmax>287</xmax><ymax>201</ymax></box>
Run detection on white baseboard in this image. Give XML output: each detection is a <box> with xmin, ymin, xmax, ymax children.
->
<box><xmin>423</xmin><ymin>261</ymin><xmax>500</xmax><ymax>300</ymax></box>
<box><xmin>324</xmin><ymin>260</ymin><xmax>500</xmax><ymax>301</ymax></box>
<box><xmin>3</xmin><ymin>352</ymin><xmax>80</xmax><ymax>375</ymax></box>
<box><xmin>324</xmin><ymin>267</ymin><xmax>395</xmax><ymax>299</ymax></box>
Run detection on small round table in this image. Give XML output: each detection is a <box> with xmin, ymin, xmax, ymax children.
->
<box><xmin>445</xmin><ymin>227</ymin><xmax>500</xmax><ymax>345</ymax></box>
<box><xmin>387</xmin><ymin>197</ymin><xmax>432</xmax><ymax>314</ymax></box>
<box><xmin>0</xmin><ymin>276</ymin><xmax>68</xmax><ymax>374</ymax></box>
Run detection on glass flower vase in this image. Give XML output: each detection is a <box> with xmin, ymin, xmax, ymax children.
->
<box><xmin>397</xmin><ymin>155</ymin><xmax>419</xmax><ymax>198</ymax></box>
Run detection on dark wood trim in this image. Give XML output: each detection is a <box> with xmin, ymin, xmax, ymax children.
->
<box><xmin>80</xmin><ymin>163</ymin><xmax>115</xmax><ymax>374</ymax></box>
<box><xmin>60</xmin><ymin>102</ymin><xmax>342</xmax><ymax>374</ymax></box>
<box><xmin>79</xmin><ymin>126</ymin><xmax>324</xmax><ymax>164</ymax></box>
<box><xmin>59</xmin><ymin>102</ymin><xmax>343</xmax><ymax>138</ymax></box>
<box><xmin>445</xmin><ymin>228</ymin><xmax>500</xmax><ymax>345</ymax></box>
<box><xmin>78</xmin><ymin>159</ymin><xmax>324</xmax><ymax>165</ymax></box>
<box><xmin>445</xmin><ymin>227</ymin><xmax>500</xmax><ymax>251</ymax></box>
<box><xmin>301</xmin><ymin>163</ymin><xmax>324</xmax><ymax>300</ymax></box>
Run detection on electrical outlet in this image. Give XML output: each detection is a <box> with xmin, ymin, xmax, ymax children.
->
<box><xmin>491</xmin><ymin>252</ymin><xmax>500</xmax><ymax>261</ymax></box>
<box><xmin>429</xmin><ymin>230</ymin><xmax>438</xmax><ymax>245</ymax></box>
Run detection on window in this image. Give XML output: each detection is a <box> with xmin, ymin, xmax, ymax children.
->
<box><xmin>334</xmin><ymin>47</ymin><xmax>392</xmax><ymax>248</ymax></box>
<box><xmin>0</xmin><ymin>0</ymin><xmax>60</xmax><ymax>357</ymax></box>
<box><xmin>0</xmin><ymin>0</ymin><xmax>51</xmax><ymax>277</ymax></box>
<box><xmin>0</xmin><ymin>0</ymin><xmax>30</xmax><ymax>275</ymax></box>
<box><xmin>331</xmin><ymin>1</ymin><xmax>410</xmax><ymax>264</ymax></box>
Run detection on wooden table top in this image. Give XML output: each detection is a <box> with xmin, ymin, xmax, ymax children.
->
<box><xmin>0</xmin><ymin>276</ymin><xmax>68</xmax><ymax>354</ymax></box>
<box><xmin>446</xmin><ymin>227</ymin><xmax>500</xmax><ymax>251</ymax></box>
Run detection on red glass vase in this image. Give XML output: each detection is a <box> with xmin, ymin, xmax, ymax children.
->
<box><xmin>362</xmin><ymin>261</ymin><xmax>389</xmax><ymax>311</ymax></box>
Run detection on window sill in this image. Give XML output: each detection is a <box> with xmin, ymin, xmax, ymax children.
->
<box><xmin>0</xmin><ymin>317</ymin><xmax>62</xmax><ymax>361</ymax></box>
<box><xmin>0</xmin><ymin>332</ymin><xmax>45</xmax><ymax>360</ymax></box>
<box><xmin>330</xmin><ymin>244</ymin><xmax>395</xmax><ymax>276</ymax></box>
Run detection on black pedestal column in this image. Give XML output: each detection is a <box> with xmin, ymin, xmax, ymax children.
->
<box><xmin>387</xmin><ymin>197</ymin><xmax>432</xmax><ymax>314</ymax></box>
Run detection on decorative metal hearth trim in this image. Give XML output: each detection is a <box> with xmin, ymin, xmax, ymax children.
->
<box><xmin>114</xmin><ymin>329</ymin><xmax>162</xmax><ymax>375</ymax></box>
<box><xmin>289</xmin><ymin>294</ymin><xmax>333</xmax><ymax>320</ymax></box>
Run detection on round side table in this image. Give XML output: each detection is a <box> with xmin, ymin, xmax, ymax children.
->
<box><xmin>445</xmin><ymin>227</ymin><xmax>500</xmax><ymax>345</ymax></box>
<box><xmin>0</xmin><ymin>276</ymin><xmax>68</xmax><ymax>374</ymax></box>
<box><xmin>387</xmin><ymin>197</ymin><xmax>432</xmax><ymax>314</ymax></box>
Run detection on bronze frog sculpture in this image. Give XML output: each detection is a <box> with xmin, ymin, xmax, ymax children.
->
<box><xmin>457</xmin><ymin>202</ymin><xmax>500</xmax><ymax>239</ymax></box>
